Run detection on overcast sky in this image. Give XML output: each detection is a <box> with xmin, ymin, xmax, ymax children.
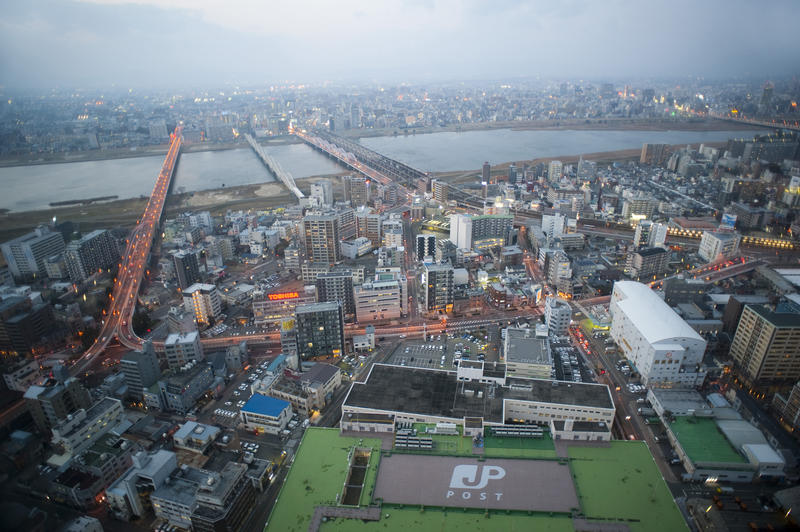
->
<box><xmin>2</xmin><ymin>0</ymin><xmax>799</xmax><ymax>89</ymax></box>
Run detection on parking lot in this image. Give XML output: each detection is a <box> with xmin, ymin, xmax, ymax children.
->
<box><xmin>386</xmin><ymin>330</ymin><xmax>496</xmax><ymax>370</ymax></box>
<box><xmin>551</xmin><ymin>335</ymin><xmax>596</xmax><ymax>383</ymax></box>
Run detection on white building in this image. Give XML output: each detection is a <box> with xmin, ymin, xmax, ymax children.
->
<box><xmin>548</xmin><ymin>160</ymin><xmax>563</xmax><ymax>182</ymax></box>
<box><xmin>183</xmin><ymin>283</ymin><xmax>222</xmax><ymax>326</ymax></box>
<box><xmin>354</xmin><ymin>279</ymin><xmax>404</xmax><ymax>322</ymax></box>
<box><xmin>340</xmin><ymin>237</ymin><xmax>373</xmax><ymax>259</ymax></box>
<box><xmin>107</xmin><ymin>450</ymin><xmax>178</xmax><ymax>521</ymax></box>
<box><xmin>698</xmin><ymin>231</ymin><xmax>741</xmax><ymax>263</ymax></box>
<box><xmin>609</xmin><ymin>281</ymin><xmax>707</xmax><ymax>387</ymax></box>
<box><xmin>634</xmin><ymin>221</ymin><xmax>668</xmax><ymax>248</ymax></box>
<box><xmin>544</xmin><ymin>297</ymin><xmax>571</xmax><ymax>336</ymax></box>
<box><xmin>541</xmin><ymin>214</ymin><xmax>566</xmax><ymax>239</ymax></box>
<box><xmin>163</xmin><ymin>332</ymin><xmax>204</xmax><ymax>371</ymax></box>
<box><xmin>310</xmin><ymin>180</ymin><xmax>334</xmax><ymax>206</ymax></box>
<box><xmin>49</xmin><ymin>397</ymin><xmax>124</xmax><ymax>463</ymax></box>
<box><xmin>382</xmin><ymin>217</ymin><xmax>404</xmax><ymax>248</ymax></box>
<box><xmin>503</xmin><ymin>327</ymin><xmax>552</xmax><ymax>379</ymax></box>
<box><xmin>239</xmin><ymin>394</ymin><xmax>292</xmax><ymax>435</ymax></box>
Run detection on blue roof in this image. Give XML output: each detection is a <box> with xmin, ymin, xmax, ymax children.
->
<box><xmin>241</xmin><ymin>393</ymin><xmax>291</xmax><ymax>417</ymax></box>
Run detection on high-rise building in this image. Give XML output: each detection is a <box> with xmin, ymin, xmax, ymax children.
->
<box><xmin>355</xmin><ymin>209</ymin><xmax>382</xmax><ymax>247</ymax></box>
<box><xmin>381</xmin><ymin>218</ymin><xmax>404</xmax><ymax>248</ymax></box>
<box><xmin>121</xmin><ymin>342</ymin><xmax>162</xmax><ymax>395</ymax></box>
<box><xmin>336</xmin><ymin>207</ymin><xmax>357</xmax><ymax>240</ymax></box>
<box><xmin>315</xmin><ymin>271</ymin><xmax>355</xmax><ymax>318</ymax></box>
<box><xmin>163</xmin><ymin>332</ymin><xmax>204</xmax><ymax>371</ymax></box>
<box><xmin>416</xmin><ymin>234</ymin><xmax>436</xmax><ymax>261</ymax></box>
<box><xmin>633</xmin><ymin>221</ymin><xmax>668</xmax><ymax>248</ymax></box>
<box><xmin>1</xmin><ymin>226</ymin><xmax>66</xmax><ymax>279</ymax></box>
<box><xmin>508</xmin><ymin>164</ymin><xmax>517</xmax><ymax>185</ymax></box>
<box><xmin>627</xmin><ymin>247</ymin><xmax>669</xmax><ymax>280</ymax></box>
<box><xmin>182</xmin><ymin>283</ymin><xmax>222</xmax><ymax>326</ymax></box>
<box><xmin>343</xmin><ymin>175</ymin><xmax>369</xmax><ymax>207</ymax></box>
<box><xmin>295</xmin><ymin>302</ymin><xmax>345</xmax><ymax>359</ymax></box>
<box><xmin>698</xmin><ymin>231</ymin><xmax>741</xmax><ymax>263</ymax></box>
<box><xmin>302</xmin><ymin>214</ymin><xmax>341</xmax><ymax>265</ymax></box>
<box><xmin>431</xmin><ymin>179</ymin><xmax>448</xmax><ymax>203</ymax></box>
<box><xmin>309</xmin><ymin>180</ymin><xmax>334</xmax><ymax>206</ymax></box>
<box><xmin>544</xmin><ymin>297</ymin><xmax>571</xmax><ymax>336</ymax></box>
<box><xmin>548</xmin><ymin>160</ymin><xmax>563</xmax><ymax>182</ymax></box>
<box><xmin>421</xmin><ymin>263</ymin><xmax>454</xmax><ymax>314</ymax></box>
<box><xmin>621</xmin><ymin>196</ymin><xmax>657</xmax><ymax>220</ymax></box>
<box><xmin>640</xmin><ymin>143</ymin><xmax>670</xmax><ymax>165</ymax></box>
<box><xmin>173</xmin><ymin>251</ymin><xmax>201</xmax><ymax>291</ymax></box>
<box><xmin>482</xmin><ymin>161</ymin><xmax>491</xmax><ymax>184</ymax></box>
<box><xmin>24</xmin><ymin>376</ymin><xmax>92</xmax><ymax>434</ymax></box>
<box><xmin>64</xmin><ymin>229</ymin><xmax>119</xmax><ymax>282</ymax></box>
<box><xmin>730</xmin><ymin>304</ymin><xmax>800</xmax><ymax>390</ymax></box>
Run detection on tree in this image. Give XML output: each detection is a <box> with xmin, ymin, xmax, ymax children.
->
<box><xmin>132</xmin><ymin>310</ymin><xmax>153</xmax><ymax>336</ymax></box>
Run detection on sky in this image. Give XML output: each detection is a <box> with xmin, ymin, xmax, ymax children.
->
<box><xmin>1</xmin><ymin>0</ymin><xmax>799</xmax><ymax>89</ymax></box>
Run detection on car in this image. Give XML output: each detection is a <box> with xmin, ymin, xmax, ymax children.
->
<box><xmin>224</xmin><ymin>401</ymin><xmax>233</xmax><ymax>406</ymax></box>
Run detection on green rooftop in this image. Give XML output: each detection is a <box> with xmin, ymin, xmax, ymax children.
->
<box><xmin>267</xmin><ymin>429</ymin><xmax>687</xmax><ymax>532</ymax></box>
<box><xmin>670</xmin><ymin>416</ymin><xmax>746</xmax><ymax>464</ymax></box>
<box><xmin>568</xmin><ymin>442</ymin><xmax>688</xmax><ymax>532</ymax></box>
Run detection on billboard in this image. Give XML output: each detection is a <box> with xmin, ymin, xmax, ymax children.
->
<box><xmin>720</xmin><ymin>213</ymin><xmax>737</xmax><ymax>230</ymax></box>
<box><xmin>268</xmin><ymin>291</ymin><xmax>299</xmax><ymax>301</ymax></box>
<box><xmin>373</xmin><ymin>455</ymin><xmax>578</xmax><ymax>512</ymax></box>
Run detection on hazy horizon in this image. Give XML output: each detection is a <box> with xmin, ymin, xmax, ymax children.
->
<box><xmin>2</xmin><ymin>0</ymin><xmax>800</xmax><ymax>89</ymax></box>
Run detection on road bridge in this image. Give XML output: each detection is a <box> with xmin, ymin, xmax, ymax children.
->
<box><xmin>75</xmin><ymin>127</ymin><xmax>183</xmax><ymax>372</ymax></box>
<box><xmin>245</xmin><ymin>133</ymin><xmax>304</xmax><ymax>199</ymax></box>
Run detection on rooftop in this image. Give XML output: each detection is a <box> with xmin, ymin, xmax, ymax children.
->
<box><xmin>669</xmin><ymin>417</ymin><xmax>746</xmax><ymax>464</ymax></box>
<box><xmin>344</xmin><ymin>365</ymin><xmax>612</xmax><ymax>424</ymax></box>
<box><xmin>241</xmin><ymin>394</ymin><xmax>291</xmax><ymax>418</ymax></box>
<box><xmin>747</xmin><ymin>304</ymin><xmax>800</xmax><ymax>328</ymax></box>
<box><xmin>164</xmin><ymin>331</ymin><xmax>199</xmax><ymax>345</ymax></box>
<box><xmin>295</xmin><ymin>301</ymin><xmax>341</xmax><ymax>314</ymax></box>
<box><xmin>612</xmin><ymin>281</ymin><xmax>704</xmax><ymax>345</ymax></box>
<box><xmin>504</xmin><ymin>327</ymin><xmax>551</xmax><ymax>366</ymax></box>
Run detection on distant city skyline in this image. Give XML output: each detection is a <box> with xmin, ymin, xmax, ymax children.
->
<box><xmin>2</xmin><ymin>0</ymin><xmax>799</xmax><ymax>88</ymax></box>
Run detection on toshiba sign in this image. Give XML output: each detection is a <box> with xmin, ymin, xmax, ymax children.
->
<box><xmin>268</xmin><ymin>292</ymin><xmax>299</xmax><ymax>301</ymax></box>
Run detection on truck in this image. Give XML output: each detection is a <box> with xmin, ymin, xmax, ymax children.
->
<box><xmin>638</xmin><ymin>407</ymin><xmax>655</xmax><ymax>416</ymax></box>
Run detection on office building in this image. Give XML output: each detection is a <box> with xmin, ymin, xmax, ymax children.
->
<box><xmin>0</xmin><ymin>296</ymin><xmax>56</xmax><ymax>356</ymax></box>
<box><xmin>354</xmin><ymin>278</ymin><xmax>404</xmax><ymax>323</ymax></box>
<box><xmin>267</xmin><ymin>363</ymin><xmax>342</xmax><ymax>416</ymax></box>
<box><xmin>1</xmin><ymin>357</ymin><xmax>40</xmax><ymax>392</ymax></box>
<box><xmin>309</xmin><ymin>180</ymin><xmax>334</xmax><ymax>206</ymax></box>
<box><xmin>336</xmin><ymin>207</ymin><xmax>357</xmax><ymax>240</ymax></box>
<box><xmin>628</xmin><ymin>247</ymin><xmax>669</xmax><ymax>280</ymax></box>
<box><xmin>295</xmin><ymin>302</ymin><xmax>345</xmax><ymax>360</ymax></box>
<box><xmin>339</xmin><ymin>237</ymin><xmax>372</xmax><ymax>259</ymax></box>
<box><xmin>730</xmin><ymin>304</ymin><xmax>800</xmax><ymax>390</ymax></box>
<box><xmin>163</xmin><ymin>332</ymin><xmax>204</xmax><ymax>371</ymax></box>
<box><xmin>107</xmin><ymin>450</ymin><xmax>178</xmax><ymax>521</ymax></box>
<box><xmin>173</xmin><ymin>421</ymin><xmax>220</xmax><ymax>454</ymax></box>
<box><xmin>544</xmin><ymin>297</ymin><xmax>571</xmax><ymax>336</ymax></box>
<box><xmin>609</xmin><ymin>281</ymin><xmax>707</xmax><ymax>387</ymax></box>
<box><xmin>315</xmin><ymin>270</ymin><xmax>355</xmax><ymax>318</ymax></box>
<box><xmin>343</xmin><ymin>175</ymin><xmax>369</xmax><ymax>207</ymax></box>
<box><xmin>50</xmin><ymin>397</ymin><xmax>125</xmax><ymax>460</ymax></box>
<box><xmin>416</xmin><ymin>234</ymin><xmax>436</xmax><ymax>261</ymax></box>
<box><xmin>449</xmin><ymin>214</ymin><xmax>513</xmax><ymax>251</ymax></box>
<box><xmin>548</xmin><ymin>160</ymin><xmax>563</xmax><ymax>182</ymax></box>
<box><xmin>158</xmin><ymin>362</ymin><xmax>214</xmax><ymax>414</ymax></box>
<box><xmin>482</xmin><ymin>161</ymin><xmax>491</xmax><ymax>183</ymax></box>
<box><xmin>239</xmin><ymin>394</ymin><xmax>292</xmax><ymax>435</ymax></box>
<box><xmin>64</xmin><ymin>230</ymin><xmax>119</xmax><ymax>282</ymax></box>
<box><xmin>182</xmin><ymin>283</ymin><xmax>222</xmax><ymax>326</ymax></box>
<box><xmin>1</xmin><ymin>226</ymin><xmax>66</xmax><ymax>279</ymax></box>
<box><xmin>121</xmin><ymin>343</ymin><xmax>161</xmax><ymax>396</ymax></box>
<box><xmin>303</xmin><ymin>214</ymin><xmax>341</xmax><ymax>264</ymax></box>
<box><xmin>503</xmin><ymin>327</ymin><xmax>552</xmax><ymax>379</ymax></box>
<box><xmin>252</xmin><ymin>288</ymin><xmax>317</xmax><ymax>326</ymax></box>
<box><xmin>173</xmin><ymin>251</ymin><xmax>201</xmax><ymax>291</ymax></box>
<box><xmin>698</xmin><ymin>231</ymin><xmax>741</xmax><ymax>263</ymax></box>
<box><xmin>773</xmin><ymin>380</ymin><xmax>800</xmax><ymax>435</ymax></box>
<box><xmin>421</xmin><ymin>262</ymin><xmax>454</xmax><ymax>314</ymax></box>
<box><xmin>621</xmin><ymin>196</ymin><xmax>657</xmax><ymax>221</ymax></box>
<box><xmin>24</xmin><ymin>376</ymin><xmax>92</xmax><ymax>434</ymax></box>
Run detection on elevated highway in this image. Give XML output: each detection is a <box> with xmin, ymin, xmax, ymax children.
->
<box><xmin>76</xmin><ymin>127</ymin><xmax>183</xmax><ymax>372</ymax></box>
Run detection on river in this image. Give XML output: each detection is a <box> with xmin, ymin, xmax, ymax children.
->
<box><xmin>0</xmin><ymin>128</ymin><xmax>764</xmax><ymax>212</ymax></box>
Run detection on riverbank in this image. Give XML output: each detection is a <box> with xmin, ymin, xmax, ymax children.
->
<box><xmin>432</xmin><ymin>141</ymin><xmax>727</xmax><ymax>185</ymax></box>
<box><xmin>341</xmin><ymin>117</ymin><xmax>768</xmax><ymax>140</ymax></box>
<box><xmin>0</xmin><ymin>135</ymin><xmax>301</xmax><ymax>168</ymax></box>
<box><xmin>0</xmin><ymin>172</ymin><xmax>345</xmax><ymax>242</ymax></box>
